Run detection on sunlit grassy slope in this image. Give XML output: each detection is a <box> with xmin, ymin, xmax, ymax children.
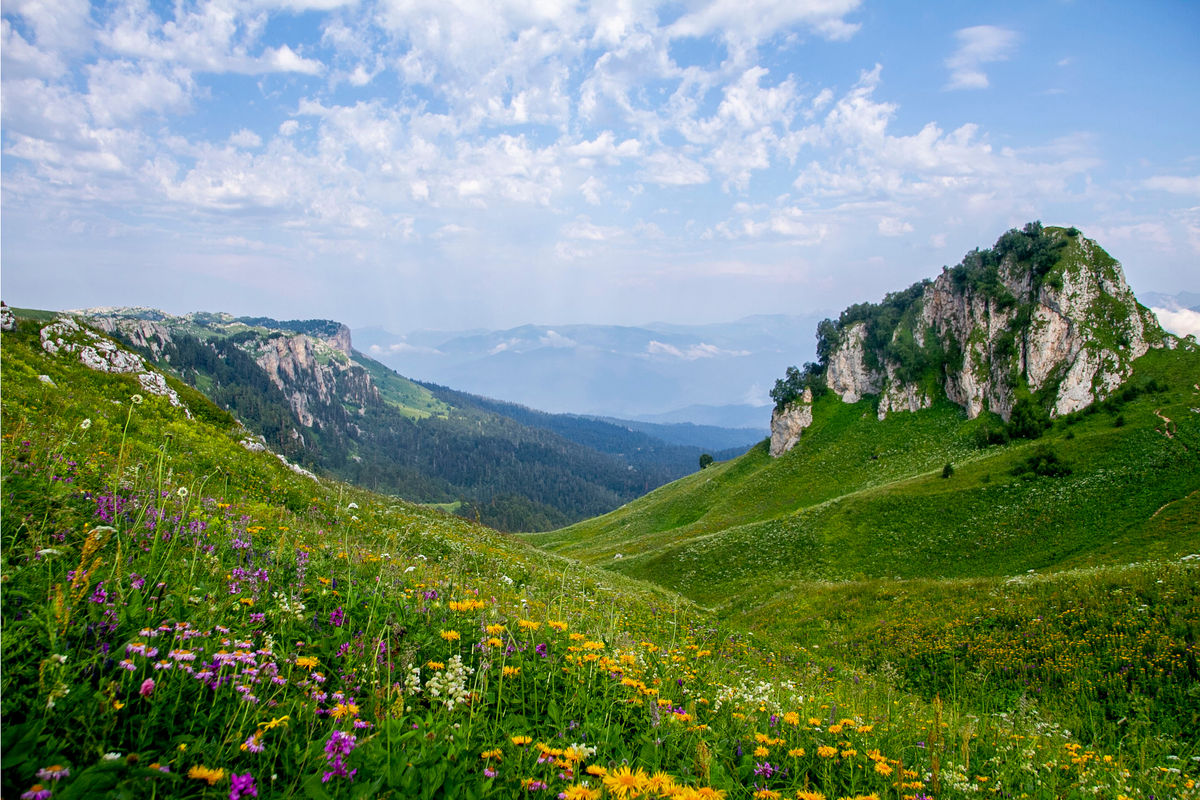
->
<box><xmin>529</xmin><ymin>347</ymin><xmax>1200</xmax><ymax>610</ymax></box>
<box><xmin>4</xmin><ymin>314</ymin><xmax>1199</xmax><ymax>799</ymax></box>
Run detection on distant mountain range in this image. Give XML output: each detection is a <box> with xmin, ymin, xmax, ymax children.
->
<box><xmin>353</xmin><ymin>314</ymin><xmax>827</xmax><ymax>427</ymax></box>
<box><xmin>1142</xmin><ymin>290</ymin><xmax>1200</xmax><ymax>312</ymax></box>
<box><xmin>62</xmin><ymin>308</ymin><xmax>757</xmax><ymax>531</ymax></box>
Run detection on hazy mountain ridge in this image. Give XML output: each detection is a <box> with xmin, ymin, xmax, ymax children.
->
<box><xmin>70</xmin><ymin>308</ymin><xmax>753</xmax><ymax>531</ymax></box>
<box><xmin>355</xmin><ymin>314</ymin><xmax>823</xmax><ymax>422</ymax></box>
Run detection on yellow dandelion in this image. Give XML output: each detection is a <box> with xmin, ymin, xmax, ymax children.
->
<box><xmin>439</xmin><ymin>629</ymin><xmax>461</xmax><ymax>642</ymax></box>
<box><xmin>511</xmin><ymin>735</ymin><xmax>532</xmax><ymax>746</ymax></box>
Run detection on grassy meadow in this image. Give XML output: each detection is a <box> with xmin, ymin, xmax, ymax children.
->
<box><xmin>2</xmin><ymin>314</ymin><xmax>1199</xmax><ymax>799</ymax></box>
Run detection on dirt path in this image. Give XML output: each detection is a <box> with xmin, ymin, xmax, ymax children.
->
<box><xmin>1154</xmin><ymin>408</ymin><xmax>1175</xmax><ymax>439</ymax></box>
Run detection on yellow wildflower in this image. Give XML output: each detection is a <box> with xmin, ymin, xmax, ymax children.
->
<box><xmin>187</xmin><ymin>765</ymin><xmax>225</xmax><ymax>785</ymax></box>
<box><xmin>604</xmin><ymin>764</ymin><xmax>649</xmax><ymax>799</ymax></box>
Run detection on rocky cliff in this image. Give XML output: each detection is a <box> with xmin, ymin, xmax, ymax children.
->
<box><xmin>86</xmin><ymin>310</ymin><xmax>376</xmax><ymax>431</ymax></box>
<box><xmin>769</xmin><ymin>387</ymin><xmax>813</xmax><ymax>457</ymax></box>
<box><xmin>770</xmin><ymin>224</ymin><xmax>1169</xmax><ymax>456</ymax></box>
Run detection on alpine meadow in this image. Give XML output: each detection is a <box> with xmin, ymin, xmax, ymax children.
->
<box><xmin>2</xmin><ymin>220</ymin><xmax>1199</xmax><ymax>800</ymax></box>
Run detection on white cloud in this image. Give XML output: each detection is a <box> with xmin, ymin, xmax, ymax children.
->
<box><xmin>1086</xmin><ymin>221</ymin><xmax>1171</xmax><ymax>249</ymax></box>
<box><xmin>85</xmin><ymin>60</ymin><xmax>194</xmax><ymax>126</ymax></box>
<box><xmin>263</xmin><ymin>44</ymin><xmax>324</xmax><ymax>75</ymax></box>
<box><xmin>945</xmin><ymin>25</ymin><xmax>1018</xmax><ymax>90</ymax></box>
<box><xmin>713</xmin><ymin>206</ymin><xmax>830</xmax><ymax>242</ymax></box>
<box><xmin>1143</xmin><ymin>175</ymin><xmax>1200</xmax><ymax>196</ymax></box>
<box><xmin>1</xmin><ymin>19</ymin><xmax>67</xmax><ymax>78</ymax></box>
<box><xmin>5</xmin><ymin>0</ymin><xmax>93</xmax><ymax>54</ymax></box>
<box><xmin>539</xmin><ymin>330</ymin><xmax>577</xmax><ymax>348</ymax></box>
<box><xmin>566</xmin><ymin>131</ymin><xmax>641</xmax><ymax>164</ymax></box>
<box><xmin>229</xmin><ymin>129</ymin><xmax>263</xmax><ymax>148</ymax></box>
<box><xmin>369</xmin><ymin>341</ymin><xmax>443</xmax><ymax>355</ymax></box>
<box><xmin>645</xmin><ymin>340</ymin><xmax>750</xmax><ymax>360</ymax></box>
<box><xmin>668</xmin><ymin>0</ymin><xmax>862</xmax><ymax>44</ymax></box>
<box><xmin>641</xmin><ymin>152</ymin><xmax>709</xmax><ymax>186</ymax></box>
<box><xmin>580</xmin><ymin>175</ymin><xmax>604</xmax><ymax>205</ymax></box>
<box><xmin>433</xmin><ymin>223</ymin><xmax>472</xmax><ymax>238</ymax></box>
<box><xmin>1152</xmin><ymin>307</ymin><xmax>1200</xmax><ymax>339</ymax></box>
<box><xmin>878</xmin><ymin>216</ymin><xmax>912</xmax><ymax>236</ymax></box>
<box><xmin>562</xmin><ymin>219</ymin><xmax>621</xmax><ymax>241</ymax></box>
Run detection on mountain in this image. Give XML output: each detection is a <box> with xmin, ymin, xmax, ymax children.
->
<box><xmin>7</xmin><ymin>299</ymin><xmax>1195</xmax><ymax>800</ymax></box>
<box><xmin>353</xmin><ymin>314</ymin><xmax>824</xmax><ymax>422</ymax></box>
<box><xmin>521</xmin><ymin>220</ymin><xmax>1200</xmax><ymax>765</ymax></box>
<box><xmin>71</xmin><ymin>309</ymin><xmax>752</xmax><ymax>532</ymax></box>
<box><xmin>768</xmin><ymin>224</ymin><xmax>1175</xmax><ymax>455</ymax></box>
<box><xmin>528</xmin><ymin>225</ymin><xmax>1200</xmax><ymax>740</ymax></box>
<box><xmin>1142</xmin><ymin>290</ymin><xmax>1200</xmax><ymax>312</ymax></box>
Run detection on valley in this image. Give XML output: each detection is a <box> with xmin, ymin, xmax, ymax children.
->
<box><xmin>2</xmin><ymin>224</ymin><xmax>1198</xmax><ymax>799</ymax></box>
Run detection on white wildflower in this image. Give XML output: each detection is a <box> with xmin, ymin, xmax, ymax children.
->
<box><xmin>79</xmin><ymin>418</ymin><xmax>92</xmax><ymax>430</ymax></box>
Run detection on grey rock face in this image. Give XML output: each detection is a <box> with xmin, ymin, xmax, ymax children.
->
<box><xmin>820</xmin><ymin>230</ymin><xmax>1163</xmax><ymax>422</ymax></box>
<box><xmin>769</xmin><ymin>387</ymin><xmax>813</xmax><ymax>457</ymax></box>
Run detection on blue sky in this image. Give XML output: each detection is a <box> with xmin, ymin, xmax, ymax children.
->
<box><xmin>3</xmin><ymin>0</ymin><xmax>1198</xmax><ymax>333</ymax></box>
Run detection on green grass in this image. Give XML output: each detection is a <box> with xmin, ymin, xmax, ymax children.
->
<box><xmin>3</xmin><ymin>315</ymin><xmax>1199</xmax><ymax>799</ymax></box>
<box><xmin>532</xmin><ymin>348</ymin><xmax>1200</xmax><ymax>597</ymax></box>
<box><xmin>353</xmin><ymin>351</ymin><xmax>450</xmax><ymax>420</ymax></box>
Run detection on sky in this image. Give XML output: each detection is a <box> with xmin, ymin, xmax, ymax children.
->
<box><xmin>3</xmin><ymin>0</ymin><xmax>1199</xmax><ymax>333</ymax></box>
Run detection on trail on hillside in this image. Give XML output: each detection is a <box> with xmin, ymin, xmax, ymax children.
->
<box><xmin>1154</xmin><ymin>408</ymin><xmax>1175</xmax><ymax>439</ymax></box>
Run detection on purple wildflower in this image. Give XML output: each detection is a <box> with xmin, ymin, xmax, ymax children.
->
<box><xmin>230</xmin><ymin>771</ymin><xmax>258</xmax><ymax>799</ymax></box>
<box><xmin>35</xmin><ymin>766</ymin><xmax>69</xmax><ymax>782</ymax></box>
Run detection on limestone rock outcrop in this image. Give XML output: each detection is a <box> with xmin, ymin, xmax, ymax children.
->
<box><xmin>769</xmin><ymin>388</ymin><xmax>813</xmax><ymax>457</ymax></box>
<box><xmin>819</xmin><ymin>226</ymin><xmax>1164</xmax><ymax>423</ymax></box>
<box><xmin>36</xmin><ymin>317</ymin><xmax>188</xmax><ymax>412</ymax></box>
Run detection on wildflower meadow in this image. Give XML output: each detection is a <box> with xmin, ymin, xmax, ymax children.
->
<box><xmin>2</xmin><ymin>316</ymin><xmax>1198</xmax><ymax>800</ymax></box>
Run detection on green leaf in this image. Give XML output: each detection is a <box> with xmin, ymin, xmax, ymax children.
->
<box><xmin>0</xmin><ymin>719</ymin><xmax>45</xmax><ymax>774</ymax></box>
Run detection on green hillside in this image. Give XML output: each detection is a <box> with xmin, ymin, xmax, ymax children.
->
<box><xmin>78</xmin><ymin>308</ymin><xmax>726</xmax><ymax>533</ymax></box>
<box><xmin>526</xmin><ymin>346</ymin><xmax>1200</xmax><ymax>759</ymax></box>
<box><xmin>3</xmin><ymin>310</ymin><xmax>1199</xmax><ymax>799</ymax></box>
<box><xmin>532</xmin><ymin>347</ymin><xmax>1199</xmax><ymax>599</ymax></box>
